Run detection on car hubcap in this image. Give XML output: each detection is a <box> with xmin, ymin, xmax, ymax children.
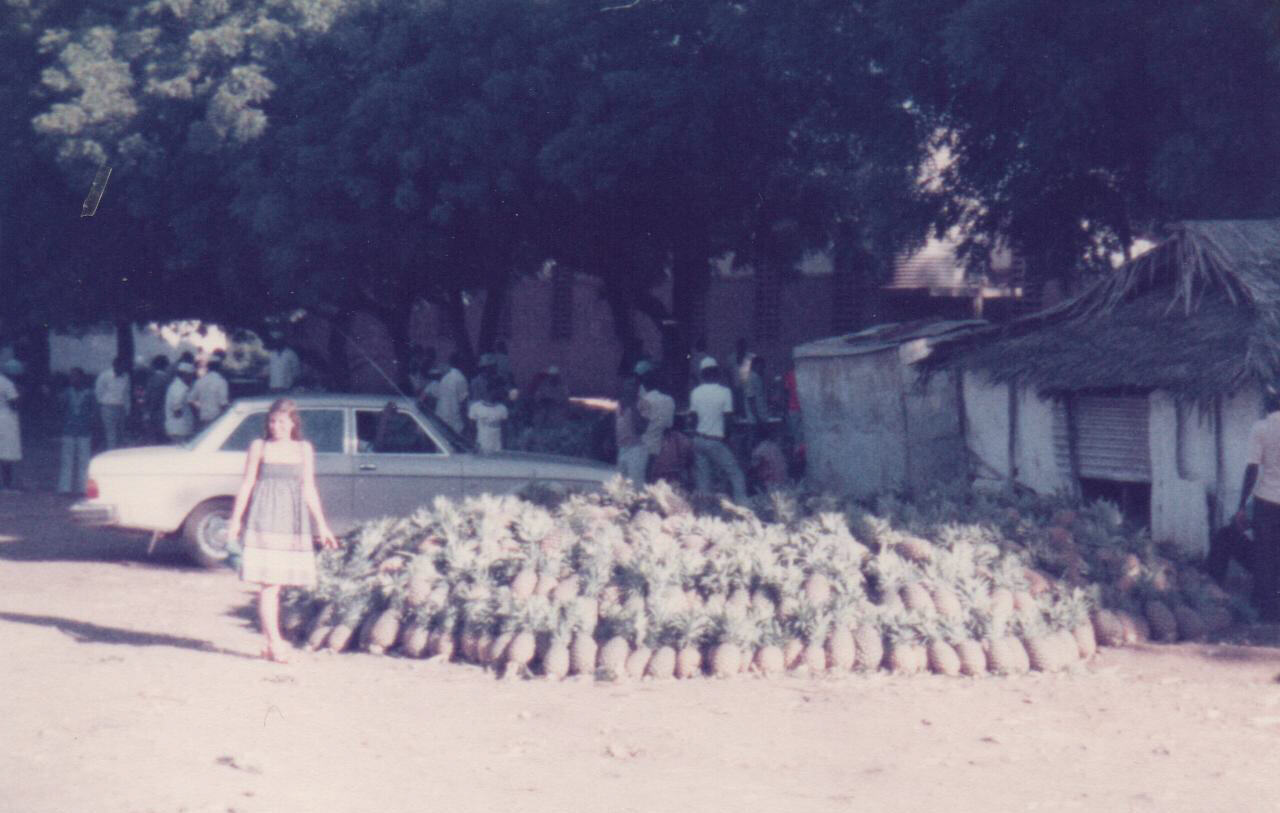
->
<box><xmin>202</xmin><ymin>514</ymin><xmax>230</xmax><ymax>557</ymax></box>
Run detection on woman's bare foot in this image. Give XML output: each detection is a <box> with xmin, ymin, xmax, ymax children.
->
<box><xmin>261</xmin><ymin>639</ymin><xmax>291</xmax><ymax>664</ymax></box>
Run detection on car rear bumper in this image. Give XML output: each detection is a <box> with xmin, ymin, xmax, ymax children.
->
<box><xmin>70</xmin><ymin>499</ymin><xmax>118</xmax><ymax>526</ymax></box>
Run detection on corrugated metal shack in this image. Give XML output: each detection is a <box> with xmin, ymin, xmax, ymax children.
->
<box><xmin>793</xmin><ymin>320</ymin><xmax>985</xmax><ymax>498</ymax></box>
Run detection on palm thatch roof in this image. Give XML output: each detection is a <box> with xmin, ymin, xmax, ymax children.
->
<box><xmin>931</xmin><ymin>219</ymin><xmax>1280</xmax><ymax>400</ymax></box>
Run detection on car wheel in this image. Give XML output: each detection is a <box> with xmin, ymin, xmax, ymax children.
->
<box><xmin>182</xmin><ymin>498</ymin><xmax>235</xmax><ymax>569</ymax></box>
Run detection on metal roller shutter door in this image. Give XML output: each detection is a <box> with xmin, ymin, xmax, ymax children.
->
<box><xmin>1054</xmin><ymin>395</ymin><xmax>1151</xmax><ymax>483</ymax></box>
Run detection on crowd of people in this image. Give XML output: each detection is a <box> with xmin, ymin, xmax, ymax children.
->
<box><xmin>604</xmin><ymin>340</ymin><xmax>803</xmax><ymax>503</ymax></box>
<box><xmin>0</xmin><ymin>348</ymin><xmax>242</xmax><ymax>494</ymax></box>
<box><xmin>0</xmin><ymin>333</ymin><xmax>805</xmax><ymax>504</ymax></box>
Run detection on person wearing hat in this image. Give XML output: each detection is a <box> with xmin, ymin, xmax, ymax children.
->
<box><xmin>1235</xmin><ymin>384</ymin><xmax>1280</xmax><ymax>622</ymax></box>
<box><xmin>165</xmin><ymin>361</ymin><xmax>198</xmax><ymax>443</ymax></box>
<box><xmin>0</xmin><ymin>359</ymin><xmax>21</xmax><ymax>491</ymax></box>
<box><xmin>688</xmin><ymin>356</ymin><xmax>747</xmax><ymax>503</ymax></box>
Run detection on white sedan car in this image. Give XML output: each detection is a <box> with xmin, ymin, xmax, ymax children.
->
<box><xmin>72</xmin><ymin>394</ymin><xmax>615</xmax><ymax>567</ymax></box>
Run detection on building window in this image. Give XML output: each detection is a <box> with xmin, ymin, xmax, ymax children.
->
<box><xmin>550</xmin><ymin>267</ymin><xmax>574</xmax><ymax>341</ymax></box>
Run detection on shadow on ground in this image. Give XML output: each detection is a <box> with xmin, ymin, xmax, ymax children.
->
<box><xmin>0</xmin><ymin>611</ymin><xmax>258</xmax><ymax>660</ymax></box>
<box><xmin>0</xmin><ymin>491</ymin><xmax>200</xmax><ymax>568</ymax></box>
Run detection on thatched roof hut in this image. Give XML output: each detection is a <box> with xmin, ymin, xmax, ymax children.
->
<box><xmin>935</xmin><ymin>219</ymin><xmax>1280</xmax><ymax>401</ymax></box>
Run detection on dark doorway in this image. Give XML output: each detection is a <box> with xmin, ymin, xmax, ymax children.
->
<box><xmin>1079</xmin><ymin>478</ymin><xmax>1151</xmax><ymax>528</ymax></box>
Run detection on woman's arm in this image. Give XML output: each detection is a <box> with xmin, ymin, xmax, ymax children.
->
<box><xmin>227</xmin><ymin>439</ymin><xmax>264</xmax><ymax>541</ymax></box>
<box><xmin>301</xmin><ymin>442</ymin><xmax>339</xmax><ymax>548</ymax></box>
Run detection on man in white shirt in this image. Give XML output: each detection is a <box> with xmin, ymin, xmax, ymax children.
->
<box><xmin>267</xmin><ymin>342</ymin><xmax>301</xmax><ymax>392</ymax></box>
<box><xmin>688</xmin><ymin>358</ymin><xmax>746</xmax><ymax>503</ymax></box>
<box><xmin>636</xmin><ymin>363</ymin><xmax>675</xmax><ymax>481</ymax></box>
<box><xmin>188</xmin><ymin>356</ymin><xmax>229</xmax><ymax>431</ymax></box>
<box><xmin>1235</xmin><ymin>388</ymin><xmax>1280</xmax><ymax>622</ymax></box>
<box><xmin>165</xmin><ymin>362</ymin><xmax>197</xmax><ymax>441</ymax></box>
<box><xmin>95</xmin><ymin>356</ymin><xmax>131</xmax><ymax>449</ymax></box>
<box><xmin>435</xmin><ymin>353</ymin><xmax>469</xmax><ymax>434</ymax></box>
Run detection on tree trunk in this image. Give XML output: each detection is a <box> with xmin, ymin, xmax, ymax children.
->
<box><xmin>476</xmin><ymin>277</ymin><xmax>510</xmax><ymax>356</ymax></box>
<box><xmin>670</xmin><ymin>223</ymin><xmax>711</xmax><ymax>396</ymax></box>
<box><xmin>325</xmin><ymin>309</ymin><xmax>354</xmax><ymax>391</ymax></box>
<box><xmin>441</xmin><ymin>293</ymin><xmax>475</xmax><ymax>371</ymax></box>
<box><xmin>115</xmin><ymin>321</ymin><xmax>135</xmax><ymax>368</ymax></box>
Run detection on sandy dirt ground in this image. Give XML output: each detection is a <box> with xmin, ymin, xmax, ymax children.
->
<box><xmin>4</xmin><ymin>488</ymin><xmax>1280</xmax><ymax>813</ymax></box>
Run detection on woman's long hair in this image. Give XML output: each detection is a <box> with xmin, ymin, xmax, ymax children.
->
<box><xmin>263</xmin><ymin>398</ymin><xmax>304</xmax><ymax>440</ymax></box>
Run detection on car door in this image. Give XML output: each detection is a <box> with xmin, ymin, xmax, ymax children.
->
<box><xmin>351</xmin><ymin>406</ymin><xmax>463</xmax><ymax>523</ymax></box>
<box><xmin>219</xmin><ymin>407</ymin><xmax>354</xmax><ymax>532</ymax></box>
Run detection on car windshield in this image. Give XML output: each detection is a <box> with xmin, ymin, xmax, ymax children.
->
<box><xmin>419</xmin><ymin>409</ymin><xmax>475</xmax><ymax>453</ymax></box>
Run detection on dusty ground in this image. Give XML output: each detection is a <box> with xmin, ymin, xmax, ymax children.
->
<box><xmin>4</xmin><ymin>484</ymin><xmax>1280</xmax><ymax>813</ymax></box>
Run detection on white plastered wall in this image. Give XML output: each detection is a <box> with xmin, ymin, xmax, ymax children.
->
<box><xmin>960</xmin><ymin>370</ymin><xmax>1070</xmax><ymax>495</ymax></box>
<box><xmin>961</xmin><ymin>370</ymin><xmax>1010</xmax><ymax>488</ymax></box>
<box><xmin>1149</xmin><ymin>392</ymin><xmax>1212</xmax><ymax>553</ymax></box>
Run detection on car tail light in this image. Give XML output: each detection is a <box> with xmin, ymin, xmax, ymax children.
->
<box><xmin>86</xmin><ymin>479</ymin><xmax>99</xmax><ymax>499</ymax></box>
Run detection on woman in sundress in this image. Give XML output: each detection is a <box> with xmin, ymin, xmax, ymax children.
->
<box><xmin>228</xmin><ymin>398</ymin><xmax>339</xmax><ymax>662</ymax></box>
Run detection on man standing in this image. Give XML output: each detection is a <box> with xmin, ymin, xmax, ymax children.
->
<box><xmin>165</xmin><ymin>362</ymin><xmax>197</xmax><ymax>442</ymax></box>
<box><xmin>94</xmin><ymin>356</ymin><xmax>131</xmax><ymax>449</ymax></box>
<box><xmin>435</xmin><ymin>352</ymin><xmax>469</xmax><ymax>435</ymax></box>
<box><xmin>689</xmin><ymin>358</ymin><xmax>746</xmax><ymax>503</ymax></box>
<box><xmin>58</xmin><ymin>368</ymin><xmax>96</xmax><ymax>494</ymax></box>
<box><xmin>188</xmin><ymin>355</ymin><xmax>229</xmax><ymax>432</ymax></box>
<box><xmin>267</xmin><ymin>339</ymin><xmax>301</xmax><ymax>393</ymax></box>
<box><xmin>143</xmin><ymin>355</ymin><xmax>172</xmax><ymax>443</ymax></box>
<box><xmin>1235</xmin><ymin>387</ymin><xmax>1280</xmax><ymax>622</ymax></box>
<box><xmin>0</xmin><ymin>359</ymin><xmax>21</xmax><ymax>491</ymax></box>
<box><xmin>636</xmin><ymin>363</ymin><xmax>674</xmax><ymax>482</ymax></box>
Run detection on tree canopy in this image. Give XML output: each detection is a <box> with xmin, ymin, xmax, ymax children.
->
<box><xmin>6</xmin><ymin>0</ymin><xmax>1280</xmax><ymax>368</ymax></box>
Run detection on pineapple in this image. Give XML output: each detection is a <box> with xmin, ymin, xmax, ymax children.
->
<box><xmin>925</xmin><ymin>621</ymin><xmax>962</xmax><ymax>677</ymax></box>
<box><xmin>802</xmin><ymin>572</ymin><xmax>833</xmax><ymax>607</ymax></box>
<box><xmin>1090</xmin><ymin>607</ymin><xmax>1126</xmax><ymax>648</ymax></box>
<box><xmin>540</xmin><ymin>612</ymin><xmax>572</xmax><ymax>680</ymax></box>
<box><xmin>884</xmin><ymin>618</ymin><xmax>927</xmax><ymax>676</ymax></box>
<box><xmin>927</xmin><ymin>583</ymin><xmax>964</xmax><ymax>622</ymax></box>
<box><xmin>1143</xmin><ymin>595</ymin><xmax>1178</xmax><ymax>643</ymax></box>
<box><xmin>366</xmin><ymin>605</ymin><xmax>403</xmax><ymax>655</ymax></box>
<box><xmin>853</xmin><ymin>618</ymin><xmax>886</xmax><ymax>673</ymax></box>
<box><xmin>645</xmin><ymin>646</ymin><xmax>677</xmax><ymax>679</ymax></box>
<box><xmin>673</xmin><ymin>611</ymin><xmax>708</xmax><ymax>679</ymax></box>
<box><xmin>1016</xmin><ymin>615</ymin><xmax>1061</xmax><ymax>673</ymax></box>
<box><xmin>595</xmin><ymin>603</ymin><xmax>637</xmax><ymax>680</ymax></box>
<box><xmin>568</xmin><ymin>626</ymin><xmax>598</xmax><ymax>677</ymax></box>
<box><xmin>753</xmin><ymin>615</ymin><xmax>787</xmax><ymax>677</ymax></box>
<box><xmin>1061</xmin><ymin>590</ymin><xmax>1098</xmax><ymax>659</ymax></box>
<box><xmin>979</xmin><ymin>613</ymin><xmax>1028</xmax><ymax>676</ymax></box>
<box><xmin>893</xmin><ymin>533</ymin><xmax>934</xmax><ymax>565</ymax></box>
<box><xmin>825</xmin><ymin>600</ymin><xmax>858</xmax><ymax>672</ymax></box>
<box><xmin>709</xmin><ymin>612</ymin><xmax>756</xmax><ymax>678</ymax></box>
<box><xmin>626</xmin><ymin>644</ymin><xmax>653</xmax><ymax>679</ymax></box>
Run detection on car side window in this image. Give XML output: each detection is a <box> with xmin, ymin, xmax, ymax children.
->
<box><xmin>356</xmin><ymin>408</ymin><xmax>441</xmax><ymax>454</ymax></box>
<box><xmin>221</xmin><ymin>412</ymin><xmax>265</xmax><ymax>452</ymax></box>
<box><xmin>220</xmin><ymin>409</ymin><xmax>344</xmax><ymax>454</ymax></box>
<box><xmin>299</xmin><ymin>410</ymin><xmax>345</xmax><ymax>454</ymax></box>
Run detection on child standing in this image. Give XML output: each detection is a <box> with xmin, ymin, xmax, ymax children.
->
<box><xmin>228</xmin><ymin>399</ymin><xmax>340</xmax><ymax>662</ymax></box>
<box><xmin>468</xmin><ymin>379</ymin><xmax>510</xmax><ymax>453</ymax></box>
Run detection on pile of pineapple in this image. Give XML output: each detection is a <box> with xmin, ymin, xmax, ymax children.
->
<box><xmin>281</xmin><ymin>479</ymin><xmax>1244</xmax><ymax>679</ymax></box>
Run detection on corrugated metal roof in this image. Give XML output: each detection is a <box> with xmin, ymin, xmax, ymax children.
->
<box><xmin>794</xmin><ymin>319</ymin><xmax>988</xmax><ymax>359</ymax></box>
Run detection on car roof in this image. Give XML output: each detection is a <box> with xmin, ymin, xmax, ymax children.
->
<box><xmin>231</xmin><ymin>393</ymin><xmax>417</xmax><ymax>410</ymax></box>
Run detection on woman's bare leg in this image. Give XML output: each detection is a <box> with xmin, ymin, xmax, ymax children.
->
<box><xmin>258</xmin><ymin>585</ymin><xmax>287</xmax><ymax>661</ymax></box>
